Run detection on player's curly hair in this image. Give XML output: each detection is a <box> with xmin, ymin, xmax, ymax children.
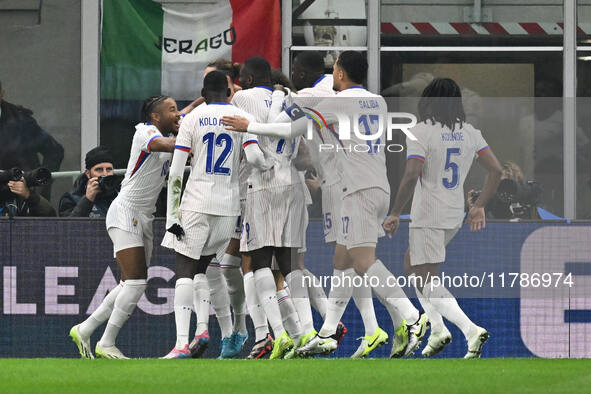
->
<box><xmin>140</xmin><ymin>95</ymin><xmax>170</xmax><ymax>123</ymax></box>
<box><xmin>207</xmin><ymin>59</ymin><xmax>241</xmax><ymax>80</ymax></box>
<box><xmin>418</xmin><ymin>78</ymin><xmax>466</xmax><ymax>132</ymax></box>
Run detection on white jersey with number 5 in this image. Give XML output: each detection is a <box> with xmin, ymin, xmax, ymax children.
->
<box><xmin>175</xmin><ymin>102</ymin><xmax>254</xmax><ymax>216</ymax></box>
<box><xmin>116</xmin><ymin>123</ymin><xmax>172</xmax><ymax>215</ymax></box>
<box><xmin>407</xmin><ymin>121</ymin><xmax>489</xmax><ymax>229</ymax></box>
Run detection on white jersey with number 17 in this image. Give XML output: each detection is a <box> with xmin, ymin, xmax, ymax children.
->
<box><xmin>407</xmin><ymin>121</ymin><xmax>489</xmax><ymax>229</ymax></box>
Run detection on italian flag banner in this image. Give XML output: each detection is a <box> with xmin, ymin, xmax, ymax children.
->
<box><xmin>101</xmin><ymin>0</ymin><xmax>281</xmax><ymax>101</ymax></box>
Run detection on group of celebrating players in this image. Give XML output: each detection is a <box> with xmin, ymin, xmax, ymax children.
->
<box><xmin>69</xmin><ymin>50</ymin><xmax>503</xmax><ymax>360</ymax></box>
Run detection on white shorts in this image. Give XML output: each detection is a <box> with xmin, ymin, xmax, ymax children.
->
<box><xmin>409</xmin><ymin>226</ymin><xmax>460</xmax><ymax>266</ymax></box>
<box><xmin>231</xmin><ymin>199</ymin><xmax>246</xmax><ymax>241</ymax></box>
<box><xmin>107</xmin><ymin>227</ymin><xmax>154</xmax><ymax>267</ymax></box>
<box><xmin>106</xmin><ymin>200</ymin><xmax>154</xmax><ymax>265</ymax></box>
<box><xmin>161</xmin><ymin>210</ymin><xmax>236</xmax><ymax>261</ymax></box>
<box><xmin>321</xmin><ymin>182</ymin><xmax>342</xmax><ymax>244</ymax></box>
<box><xmin>240</xmin><ymin>184</ymin><xmax>306</xmax><ymax>252</ymax></box>
<box><xmin>340</xmin><ymin>187</ymin><xmax>390</xmax><ymax>249</ymax></box>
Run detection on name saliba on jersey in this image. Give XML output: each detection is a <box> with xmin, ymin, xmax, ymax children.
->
<box><xmin>285</xmin><ymin>97</ymin><xmax>419</xmax><ymax>154</ymax></box>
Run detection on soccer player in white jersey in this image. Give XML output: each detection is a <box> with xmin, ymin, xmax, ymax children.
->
<box><xmin>383</xmin><ymin>78</ymin><xmax>502</xmax><ymax>358</ymax></box>
<box><xmin>230</xmin><ymin>57</ymin><xmax>318</xmax><ymax>359</ymax></box>
<box><xmin>69</xmin><ymin>95</ymin><xmax>180</xmax><ymax>359</ymax></box>
<box><xmin>160</xmin><ymin>71</ymin><xmax>270</xmax><ymax>359</ymax></box>
<box><xmin>223</xmin><ymin>52</ymin><xmax>425</xmax><ymax>358</ymax></box>
<box><xmin>182</xmin><ymin>60</ymin><xmax>251</xmax><ymax>359</ymax></box>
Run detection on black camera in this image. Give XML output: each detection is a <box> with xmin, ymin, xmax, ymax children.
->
<box><xmin>471</xmin><ymin>179</ymin><xmax>542</xmax><ymax>219</ymax></box>
<box><xmin>0</xmin><ymin>168</ymin><xmax>24</xmax><ymax>184</ymax></box>
<box><xmin>0</xmin><ymin>167</ymin><xmax>52</xmax><ymax>187</ymax></box>
<box><xmin>97</xmin><ymin>175</ymin><xmax>121</xmax><ymax>194</ymax></box>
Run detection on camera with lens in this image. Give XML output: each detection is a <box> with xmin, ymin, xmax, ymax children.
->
<box><xmin>0</xmin><ymin>167</ymin><xmax>52</xmax><ymax>188</ymax></box>
<box><xmin>0</xmin><ymin>167</ymin><xmax>52</xmax><ymax>216</ymax></box>
<box><xmin>96</xmin><ymin>175</ymin><xmax>122</xmax><ymax>195</ymax></box>
<box><xmin>470</xmin><ymin>178</ymin><xmax>542</xmax><ymax>219</ymax></box>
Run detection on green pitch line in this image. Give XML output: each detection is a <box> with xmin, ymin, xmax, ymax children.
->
<box><xmin>0</xmin><ymin>358</ymin><xmax>589</xmax><ymax>394</ymax></box>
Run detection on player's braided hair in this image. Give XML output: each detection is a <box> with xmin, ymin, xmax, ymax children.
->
<box><xmin>140</xmin><ymin>95</ymin><xmax>170</xmax><ymax>123</ymax></box>
<box><xmin>418</xmin><ymin>78</ymin><xmax>466</xmax><ymax>132</ymax></box>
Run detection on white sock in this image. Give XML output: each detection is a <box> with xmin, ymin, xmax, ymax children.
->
<box><xmin>99</xmin><ymin>279</ymin><xmax>146</xmax><ymax>347</ymax></box>
<box><xmin>244</xmin><ymin>271</ymin><xmax>268</xmax><ymax>341</ymax></box>
<box><xmin>318</xmin><ymin>268</ymin><xmax>355</xmax><ymax>338</ymax></box>
<box><xmin>366</xmin><ymin>260</ymin><xmax>419</xmax><ymax>324</ymax></box>
<box><xmin>79</xmin><ymin>281</ymin><xmax>124</xmax><ymax>338</ymax></box>
<box><xmin>193</xmin><ymin>274</ymin><xmax>210</xmax><ymax>336</ymax></box>
<box><xmin>285</xmin><ymin>270</ymin><xmax>314</xmax><ymax>333</ymax></box>
<box><xmin>174</xmin><ymin>278</ymin><xmax>193</xmax><ymax>348</ymax></box>
<box><xmin>254</xmin><ymin>268</ymin><xmax>285</xmax><ymax>338</ymax></box>
<box><xmin>410</xmin><ymin>275</ymin><xmax>446</xmax><ymax>333</ymax></box>
<box><xmin>374</xmin><ymin>291</ymin><xmax>403</xmax><ymax>328</ymax></box>
<box><xmin>221</xmin><ymin>254</ymin><xmax>246</xmax><ymax>334</ymax></box>
<box><xmin>206</xmin><ymin>263</ymin><xmax>233</xmax><ymax>339</ymax></box>
<box><xmin>424</xmin><ymin>280</ymin><xmax>475</xmax><ymax>339</ymax></box>
<box><xmin>303</xmin><ymin>269</ymin><xmax>328</xmax><ymax>319</ymax></box>
<box><xmin>352</xmin><ymin>278</ymin><xmax>378</xmax><ymax>336</ymax></box>
<box><xmin>277</xmin><ymin>289</ymin><xmax>303</xmax><ymax>341</ymax></box>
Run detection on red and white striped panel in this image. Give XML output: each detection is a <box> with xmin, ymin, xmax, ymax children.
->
<box><xmin>381</xmin><ymin>22</ymin><xmax>591</xmax><ymax>35</ymax></box>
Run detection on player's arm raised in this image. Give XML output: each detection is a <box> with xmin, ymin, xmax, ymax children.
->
<box><xmin>148</xmin><ymin>135</ymin><xmax>177</xmax><ymax>153</ymax></box>
<box><xmin>383</xmin><ymin>157</ymin><xmax>424</xmax><ymax>238</ymax></box>
<box><xmin>242</xmin><ymin>138</ymin><xmax>273</xmax><ymax>171</ymax></box>
<box><xmin>467</xmin><ymin>148</ymin><xmax>502</xmax><ymax>232</ymax></box>
<box><xmin>180</xmin><ymin>96</ymin><xmax>205</xmax><ymax>115</ymax></box>
<box><xmin>222</xmin><ymin>100</ymin><xmax>310</xmax><ymax>139</ymax></box>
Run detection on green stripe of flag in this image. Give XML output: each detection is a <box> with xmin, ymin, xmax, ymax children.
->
<box><xmin>101</xmin><ymin>0</ymin><xmax>163</xmax><ymax>100</ymax></box>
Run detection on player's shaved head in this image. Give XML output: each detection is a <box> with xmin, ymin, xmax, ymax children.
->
<box><xmin>202</xmin><ymin>70</ymin><xmax>231</xmax><ymax>103</ymax></box>
<box><xmin>294</xmin><ymin>52</ymin><xmax>324</xmax><ymax>75</ymax></box>
<box><xmin>292</xmin><ymin>51</ymin><xmax>325</xmax><ymax>90</ymax></box>
<box><xmin>240</xmin><ymin>56</ymin><xmax>272</xmax><ymax>89</ymax></box>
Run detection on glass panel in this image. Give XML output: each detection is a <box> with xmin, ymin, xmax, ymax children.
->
<box><xmin>0</xmin><ymin>1</ymin><xmax>80</xmax><ymax>213</ymax></box>
<box><xmin>578</xmin><ymin>0</ymin><xmax>591</xmax><ymax>45</ymax></box>
<box><xmin>381</xmin><ymin>51</ymin><xmax>564</xmax><ymax>218</ymax></box>
<box><xmin>381</xmin><ymin>0</ymin><xmax>563</xmax><ymax>46</ymax></box>
<box><xmin>576</xmin><ymin>51</ymin><xmax>591</xmax><ymax>218</ymax></box>
<box><xmin>292</xmin><ymin>0</ymin><xmax>367</xmax><ymax>47</ymax></box>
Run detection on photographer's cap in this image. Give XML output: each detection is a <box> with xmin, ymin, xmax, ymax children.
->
<box><xmin>85</xmin><ymin>147</ymin><xmax>114</xmax><ymax>170</ymax></box>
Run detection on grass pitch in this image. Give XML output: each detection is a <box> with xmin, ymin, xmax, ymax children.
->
<box><xmin>0</xmin><ymin>358</ymin><xmax>589</xmax><ymax>394</ymax></box>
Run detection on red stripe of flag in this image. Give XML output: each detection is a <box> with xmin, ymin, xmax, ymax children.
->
<box><xmin>229</xmin><ymin>0</ymin><xmax>281</xmax><ymax>68</ymax></box>
<box><xmin>450</xmin><ymin>23</ymin><xmax>478</xmax><ymax>35</ymax></box>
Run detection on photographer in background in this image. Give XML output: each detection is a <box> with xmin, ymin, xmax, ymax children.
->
<box><xmin>59</xmin><ymin>147</ymin><xmax>121</xmax><ymax>217</ymax></box>
<box><xmin>0</xmin><ymin>167</ymin><xmax>55</xmax><ymax>217</ymax></box>
<box><xmin>0</xmin><ymin>79</ymin><xmax>64</xmax><ymax>200</ymax></box>
<box><xmin>468</xmin><ymin>161</ymin><xmax>541</xmax><ymax>220</ymax></box>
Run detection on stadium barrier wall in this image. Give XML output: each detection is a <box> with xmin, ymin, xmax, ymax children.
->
<box><xmin>0</xmin><ymin>218</ymin><xmax>589</xmax><ymax>358</ymax></box>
